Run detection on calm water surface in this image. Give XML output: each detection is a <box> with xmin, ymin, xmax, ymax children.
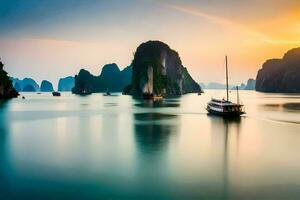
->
<box><xmin>0</xmin><ymin>90</ymin><xmax>300</xmax><ymax>200</ymax></box>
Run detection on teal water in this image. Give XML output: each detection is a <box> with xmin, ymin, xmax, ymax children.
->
<box><xmin>0</xmin><ymin>91</ymin><xmax>300</xmax><ymax>200</ymax></box>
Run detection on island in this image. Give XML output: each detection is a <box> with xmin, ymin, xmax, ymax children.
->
<box><xmin>72</xmin><ymin>63</ymin><xmax>131</xmax><ymax>94</ymax></box>
<box><xmin>0</xmin><ymin>60</ymin><xmax>18</xmax><ymax>99</ymax></box>
<box><xmin>23</xmin><ymin>84</ymin><xmax>36</xmax><ymax>92</ymax></box>
<box><xmin>256</xmin><ymin>47</ymin><xmax>300</xmax><ymax>93</ymax></box>
<box><xmin>11</xmin><ymin>77</ymin><xmax>40</xmax><ymax>92</ymax></box>
<box><xmin>124</xmin><ymin>40</ymin><xmax>201</xmax><ymax>97</ymax></box>
<box><xmin>40</xmin><ymin>80</ymin><xmax>54</xmax><ymax>92</ymax></box>
<box><xmin>72</xmin><ymin>41</ymin><xmax>201</xmax><ymax>96</ymax></box>
<box><xmin>58</xmin><ymin>76</ymin><xmax>74</xmax><ymax>91</ymax></box>
<box><xmin>244</xmin><ymin>78</ymin><xmax>256</xmax><ymax>90</ymax></box>
<box><xmin>201</xmin><ymin>78</ymin><xmax>255</xmax><ymax>90</ymax></box>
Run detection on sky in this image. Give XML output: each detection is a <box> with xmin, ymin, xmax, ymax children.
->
<box><xmin>1</xmin><ymin>0</ymin><xmax>300</xmax><ymax>89</ymax></box>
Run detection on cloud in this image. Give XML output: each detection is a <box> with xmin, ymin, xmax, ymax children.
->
<box><xmin>165</xmin><ymin>3</ymin><xmax>300</xmax><ymax>45</ymax></box>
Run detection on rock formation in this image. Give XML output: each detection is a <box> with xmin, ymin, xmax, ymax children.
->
<box><xmin>11</xmin><ymin>77</ymin><xmax>40</xmax><ymax>91</ymax></box>
<box><xmin>58</xmin><ymin>76</ymin><xmax>74</xmax><ymax>91</ymax></box>
<box><xmin>200</xmin><ymin>82</ymin><xmax>234</xmax><ymax>90</ymax></box>
<box><xmin>256</xmin><ymin>47</ymin><xmax>300</xmax><ymax>93</ymax></box>
<box><xmin>244</xmin><ymin>79</ymin><xmax>256</xmax><ymax>90</ymax></box>
<box><xmin>72</xmin><ymin>64</ymin><xmax>132</xmax><ymax>94</ymax></box>
<box><xmin>0</xmin><ymin>60</ymin><xmax>18</xmax><ymax>99</ymax></box>
<box><xmin>127</xmin><ymin>40</ymin><xmax>201</xmax><ymax>96</ymax></box>
<box><xmin>40</xmin><ymin>80</ymin><xmax>54</xmax><ymax>92</ymax></box>
<box><xmin>14</xmin><ymin>82</ymin><xmax>21</xmax><ymax>92</ymax></box>
<box><xmin>23</xmin><ymin>84</ymin><xmax>36</xmax><ymax>92</ymax></box>
<box><xmin>231</xmin><ymin>83</ymin><xmax>246</xmax><ymax>90</ymax></box>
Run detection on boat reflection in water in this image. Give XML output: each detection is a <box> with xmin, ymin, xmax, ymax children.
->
<box><xmin>209</xmin><ymin>115</ymin><xmax>242</xmax><ymax>199</ymax></box>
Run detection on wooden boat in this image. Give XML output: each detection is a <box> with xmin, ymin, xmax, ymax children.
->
<box><xmin>52</xmin><ymin>91</ymin><xmax>61</xmax><ymax>97</ymax></box>
<box><xmin>206</xmin><ymin>56</ymin><xmax>245</xmax><ymax>117</ymax></box>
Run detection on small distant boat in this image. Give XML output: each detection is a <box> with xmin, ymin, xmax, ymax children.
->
<box><xmin>79</xmin><ymin>89</ymin><xmax>92</xmax><ymax>95</ymax></box>
<box><xmin>103</xmin><ymin>89</ymin><xmax>111</xmax><ymax>96</ymax></box>
<box><xmin>206</xmin><ymin>56</ymin><xmax>245</xmax><ymax>117</ymax></box>
<box><xmin>52</xmin><ymin>91</ymin><xmax>61</xmax><ymax>97</ymax></box>
<box><xmin>142</xmin><ymin>93</ymin><xmax>163</xmax><ymax>100</ymax></box>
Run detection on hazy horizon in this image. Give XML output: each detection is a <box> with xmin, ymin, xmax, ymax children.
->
<box><xmin>1</xmin><ymin>0</ymin><xmax>300</xmax><ymax>88</ymax></box>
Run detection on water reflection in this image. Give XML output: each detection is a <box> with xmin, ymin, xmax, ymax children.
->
<box><xmin>134</xmin><ymin>99</ymin><xmax>180</xmax><ymax>108</ymax></box>
<box><xmin>0</xmin><ymin>92</ymin><xmax>299</xmax><ymax>199</ymax></box>
<box><xmin>261</xmin><ymin>103</ymin><xmax>300</xmax><ymax>112</ymax></box>
<box><xmin>132</xmin><ymin>110</ymin><xmax>180</xmax><ymax>196</ymax></box>
<box><xmin>133</xmin><ymin>98</ymin><xmax>181</xmax><ymax>155</ymax></box>
<box><xmin>134</xmin><ymin>112</ymin><xmax>179</xmax><ymax>154</ymax></box>
<box><xmin>0</xmin><ymin>101</ymin><xmax>10</xmax><ymax>198</ymax></box>
<box><xmin>208</xmin><ymin>115</ymin><xmax>242</xmax><ymax>200</ymax></box>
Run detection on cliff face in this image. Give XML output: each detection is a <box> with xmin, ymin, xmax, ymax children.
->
<box><xmin>256</xmin><ymin>47</ymin><xmax>300</xmax><ymax>93</ymax></box>
<box><xmin>40</xmin><ymin>80</ymin><xmax>54</xmax><ymax>92</ymax></box>
<box><xmin>72</xmin><ymin>64</ymin><xmax>132</xmax><ymax>94</ymax></box>
<box><xmin>128</xmin><ymin>41</ymin><xmax>201</xmax><ymax>96</ymax></box>
<box><xmin>182</xmin><ymin>67</ymin><xmax>202</xmax><ymax>93</ymax></box>
<box><xmin>58</xmin><ymin>76</ymin><xmax>74</xmax><ymax>91</ymax></box>
<box><xmin>0</xmin><ymin>60</ymin><xmax>18</xmax><ymax>99</ymax></box>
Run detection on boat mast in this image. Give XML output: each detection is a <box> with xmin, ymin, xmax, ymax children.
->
<box><xmin>236</xmin><ymin>86</ymin><xmax>239</xmax><ymax>104</ymax></box>
<box><xmin>225</xmin><ymin>56</ymin><xmax>229</xmax><ymax>101</ymax></box>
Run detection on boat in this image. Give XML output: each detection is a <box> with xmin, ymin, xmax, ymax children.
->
<box><xmin>52</xmin><ymin>91</ymin><xmax>61</xmax><ymax>97</ymax></box>
<box><xmin>206</xmin><ymin>56</ymin><xmax>245</xmax><ymax>117</ymax></box>
<box><xmin>79</xmin><ymin>89</ymin><xmax>92</xmax><ymax>95</ymax></box>
<box><xmin>103</xmin><ymin>89</ymin><xmax>111</xmax><ymax>96</ymax></box>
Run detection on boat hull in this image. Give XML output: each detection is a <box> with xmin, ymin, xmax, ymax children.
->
<box><xmin>206</xmin><ymin>107</ymin><xmax>244</xmax><ymax>117</ymax></box>
<box><xmin>52</xmin><ymin>92</ymin><xmax>61</xmax><ymax>97</ymax></box>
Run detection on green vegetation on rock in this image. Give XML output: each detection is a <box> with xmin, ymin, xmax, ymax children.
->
<box><xmin>129</xmin><ymin>40</ymin><xmax>201</xmax><ymax>96</ymax></box>
<box><xmin>72</xmin><ymin>64</ymin><xmax>132</xmax><ymax>94</ymax></box>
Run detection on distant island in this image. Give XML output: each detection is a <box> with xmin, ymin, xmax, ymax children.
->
<box><xmin>6</xmin><ymin>44</ymin><xmax>300</xmax><ymax>96</ymax></box>
<box><xmin>244</xmin><ymin>78</ymin><xmax>256</xmax><ymax>90</ymax></box>
<box><xmin>10</xmin><ymin>76</ymin><xmax>74</xmax><ymax>92</ymax></box>
<box><xmin>256</xmin><ymin>47</ymin><xmax>300</xmax><ymax>93</ymax></box>
<box><xmin>72</xmin><ymin>63</ymin><xmax>131</xmax><ymax>94</ymax></box>
<box><xmin>40</xmin><ymin>80</ymin><xmax>54</xmax><ymax>92</ymax></box>
<box><xmin>58</xmin><ymin>76</ymin><xmax>74</xmax><ymax>91</ymax></box>
<box><xmin>124</xmin><ymin>40</ymin><xmax>201</xmax><ymax>96</ymax></box>
<box><xmin>0</xmin><ymin>59</ymin><xmax>18</xmax><ymax>99</ymax></box>
<box><xmin>11</xmin><ymin>77</ymin><xmax>40</xmax><ymax>92</ymax></box>
<box><xmin>201</xmin><ymin>78</ymin><xmax>256</xmax><ymax>90</ymax></box>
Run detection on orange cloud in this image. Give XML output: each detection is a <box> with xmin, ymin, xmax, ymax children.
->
<box><xmin>165</xmin><ymin>3</ymin><xmax>300</xmax><ymax>45</ymax></box>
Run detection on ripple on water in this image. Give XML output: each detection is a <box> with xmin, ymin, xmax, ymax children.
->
<box><xmin>134</xmin><ymin>113</ymin><xmax>177</xmax><ymax>122</ymax></box>
<box><xmin>261</xmin><ymin>102</ymin><xmax>300</xmax><ymax>112</ymax></box>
